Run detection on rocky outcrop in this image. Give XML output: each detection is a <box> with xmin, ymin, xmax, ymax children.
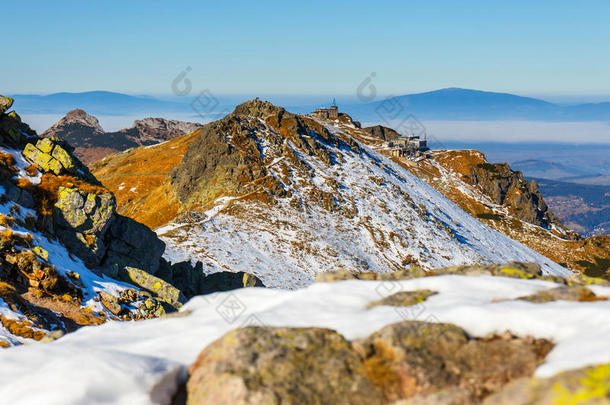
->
<box><xmin>483</xmin><ymin>364</ymin><xmax>610</xmax><ymax>405</ymax></box>
<box><xmin>368</xmin><ymin>289</ymin><xmax>437</xmax><ymax>308</ymax></box>
<box><xmin>170</xmin><ymin>99</ymin><xmax>359</xmax><ymax>207</ymax></box>
<box><xmin>0</xmin><ymin>96</ymin><xmax>14</xmax><ymax>114</ymax></box>
<box><xmin>42</xmin><ymin>109</ymin><xmax>202</xmax><ymax>163</ymax></box>
<box><xmin>53</xmin><ymin>186</ymin><xmax>116</xmax><ymax>266</ymax></box>
<box><xmin>469</xmin><ymin>162</ymin><xmax>574</xmax><ymax>235</ymax></box>
<box><xmin>187</xmin><ymin>327</ymin><xmax>384</xmax><ymax>405</ymax></box>
<box><xmin>362</xmin><ymin>125</ymin><xmax>401</xmax><ymax>141</ymax></box>
<box><xmin>119</xmin><ymin>266</ymin><xmax>185</xmax><ymax>307</ymax></box>
<box><xmin>0</xmin><ymin>100</ymin><xmax>36</xmax><ymax>147</ymax></box>
<box><xmin>316</xmin><ymin>261</ymin><xmax>610</xmax><ymax>287</ymax></box>
<box><xmin>124</xmin><ymin>117</ymin><xmax>202</xmax><ymax>144</ymax></box>
<box><xmin>102</xmin><ymin>215</ymin><xmax>166</xmax><ymax>275</ymax></box>
<box><xmin>186</xmin><ymin>321</ymin><xmax>553</xmax><ymax>404</ymax></box>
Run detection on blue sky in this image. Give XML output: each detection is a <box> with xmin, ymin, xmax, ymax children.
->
<box><xmin>3</xmin><ymin>0</ymin><xmax>610</xmax><ymax>99</ymax></box>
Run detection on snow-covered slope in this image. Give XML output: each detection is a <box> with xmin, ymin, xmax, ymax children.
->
<box><xmin>157</xmin><ymin>102</ymin><xmax>569</xmax><ymax>287</ymax></box>
<box><xmin>1</xmin><ymin>275</ymin><xmax>608</xmax><ymax>404</ymax></box>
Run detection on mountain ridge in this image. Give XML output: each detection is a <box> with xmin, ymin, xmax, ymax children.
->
<box><xmin>12</xmin><ymin>88</ymin><xmax>610</xmax><ymax>121</ymax></box>
<box><xmin>42</xmin><ymin>109</ymin><xmax>202</xmax><ymax>163</ymax></box>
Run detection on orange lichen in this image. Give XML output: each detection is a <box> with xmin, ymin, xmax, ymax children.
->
<box><xmin>24</xmin><ymin>164</ymin><xmax>38</xmax><ymax>177</ymax></box>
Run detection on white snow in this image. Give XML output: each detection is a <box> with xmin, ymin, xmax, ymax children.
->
<box><xmin>0</xmin><ymin>275</ymin><xmax>608</xmax><ymax>404</ymax></box>
<box><xmin>2</xmin><ymin>147</ymin><xmax>42</xmax><ymax>185</ymax></box>
<box><xmin>158</xmin><ymin>119</ymin><xmax>569</xmax><ymax>288</ymax></box>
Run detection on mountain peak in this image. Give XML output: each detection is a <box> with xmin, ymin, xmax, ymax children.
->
<box><xmin>49</xmin><ymin>108</ymin><xmax>105</xmax><ymax>134</ymax></box>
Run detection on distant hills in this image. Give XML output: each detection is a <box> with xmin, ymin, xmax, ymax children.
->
<box><xmin>9</xmin><ymin>91</ymin><xmax>189</xmax><ymax>116</ymax></box>
<box><xmin>342</xmin><ymin>88</ymin><xmax>610</xmax><ymax>122</ymax></box>
<box><xmin>10</xmin><ymin>88</ymin><xmax>610</xmax><ymax>121</ymax></box>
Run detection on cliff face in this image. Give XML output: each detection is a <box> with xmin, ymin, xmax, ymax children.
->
<box><xmin>361</xmin><ymin>125</ymin><xmax>401</xmax><ymax>141</ymax></box>
<box><xmin>42</xmin><ymin>110</ymin><xmax>202</xmax><ymax>163</ymax></box>
<box><xmin>468</xmin><ymin>162</ymin><xmax>569</xmax><ymax>233</ymax></box>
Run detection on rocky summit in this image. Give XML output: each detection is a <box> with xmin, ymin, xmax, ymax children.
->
<box><xmin>42</xmin><ymin>109</ymin><xmax>202</xmax><ymax>163</ymax></box>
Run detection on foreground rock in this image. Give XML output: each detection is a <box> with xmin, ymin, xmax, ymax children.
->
<box><xmin>483</xmin><ymin>364</ymin><xmax>610</xmax><ymax>405</ymax></box>
<box><xmin>186</xmin><ymin>321</ymin><xmax>553</xmax><ymax>404</ymax></box>
<box><xmin>187</xmin><ymin>327</ymin><xmax>384</xmax><ymax>405</ymax></box>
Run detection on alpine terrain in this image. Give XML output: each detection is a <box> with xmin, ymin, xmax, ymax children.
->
<box><xmin>1</xmin><ymin>95</ymin><xmax>610</xmax><ymax>404</ymax></box>
<box><xmin>42</xmin><ymin>109</ymin><xmax>202</xmax><ymax>163</ymax></box>
<box><xmin>92</xmin><ymin>99</ymin><xmax>573</xmax><ymax>288</ymax></box>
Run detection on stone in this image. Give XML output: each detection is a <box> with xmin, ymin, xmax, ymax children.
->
<box><xmin>39</xmin><ymin>329</ymin><xmax>65</xmax><ymax>343</ymax></box>
<box><xmin>517</xmin><ymin>285</ymin><xmax>603</xmax><ymax>303</ymax></box>
<box><xmin>0</xmin><ymin>95</ymin><xmax>14</xmax><ymax>114</ymax></box>
<box><xmin>121</xmin><ymin>266</ymin><xmax>185</xmax><ymax>307</ymax></box>
<box><xmin>53</xmin><ymin>187</ymin><xmax>116</xmax><ymax>266</ymax></box>
<box><xmin>99</xmin><ymin>291</ymin><xmax>122</xmax><ymax>316</ymax></box>
<box><xmin>36</xmin><ymin>138</ymin><xmax>55</xmax><ymax>154</ymax></box>
<box><xmin>32</xmin><ymin>246</ymin><xmax>49</xmax><ymax>262</ymax></box>
<box><xmin>199</xmin><ymin>271</ymin><xmax>264</xmax><ymax>295</ymax></box>
<box><xmin>483</xmin><ymin>364</ymin><xmax>610</xmax><ymax>405</ymax></box>
<box><xmin>187</xmin><ymin>327</ymin><xmax>383</xmax><ymax>405</ymax></box>
<box><xmin>353</xmin><ymin>321</ymin><xmax>552</xmax><ymax>402</ymax></box>
<box><xmin>51</xmin><ymin>144</ymin><xmax>75</xmax><ymax>170</ymax></box>
<box><xmin>368</xmin><ymin>289</ymin><xmax>437</xmax><ymax>308</ymax></box>
<box><xmin>103</xmin><ymin>215</ymin><xmax>165</xmax><ymax>274</ymax></box>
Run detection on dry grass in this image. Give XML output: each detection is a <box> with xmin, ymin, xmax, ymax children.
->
<box><xmin>0</xmin><ymin>151</ymin><xmax>16</xmax><ymax>168</ymax></box>
<box><xmin>90</xmin><ymin>130</ymin><xmax>201</xmax><ymax>228</ymax></box>
<box><xmin>15</xmin><ymin>177</ymin><xmax>31</xmax><ymax>188</ymax></box>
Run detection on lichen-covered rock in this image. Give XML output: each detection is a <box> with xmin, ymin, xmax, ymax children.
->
<box><xmin>120</xmin><ymin>266</ymin><xmax>185</xmax><ymax>307</ymax></box>
<box><xmin>187</xmin><ymin>327</ymin><xmax>384</xmax><ymax>405</ymax></box>
<box><xmin>516</xmin><ymin>285</ymin><xmax>606</xmax><ymax>303</ymax></box>
<box><xmin>139</xmin><ymin>297</ymin><xmax>169</xmax><ymax>318</ymax></box>
<box><xmin>368</xmin><ymin>290</ymin><xmax>438</xmax><ymax>308</ymax></box>
<box><xmin>98</xmin><ymin>291</ymin><xmax>122</xmax><ymax>316</ymax></box>
<box><xmin>482</xmin><ymin>364</ymin><xmax>610</xmax><ymax>405</ymax></box>
<box><xmin>0</xmin><ymin>95</ymin><xmax>14</xmax><ymax>114</ymax></box>
<box><xmin>353</xmin><ymin>321</ymin><xmax>552</xmax><ymax>402</ymax></box>
<box><xmin>53</xmin><ymin>186</ymin><xmax>116</xmax><ymax>266</ymax></box>
<box><xmin>22</xmin><ymin>139</ymin><xmax>78</xmax><ymax>175</ymax></box>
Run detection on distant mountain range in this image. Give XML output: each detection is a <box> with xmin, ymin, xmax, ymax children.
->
<box><xmin>10</xmin><ymin>88</ymin><xmax>610</xmax><ymax>122</ymax></box>
<box><xmin>9</xmin><ymin>91</ymin><xmax>190</xmax><ymax>116</ymax></box>
<box><xmin>341</xmin><ymin>88</ymin><xmax>610</xmax><ymax>122</ymax></box>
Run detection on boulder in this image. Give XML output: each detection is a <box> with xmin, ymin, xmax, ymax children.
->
<box><xmin>198</xmin><ymin>271</ymin><xmax>264</xmax><ymax>295</ymax></box>
<box><xmin>98</xmin><ymin>292</ymin><xmax>122</xmax><ymax>316</ymax></box>
<box><xmin>483</xmin><ymin>364</ymin><xmax>610</xmax><ymax>405</ymax></box>
<box><xmin>187</xmin><ymin>327</ymin><xmax>384</xmax><ymax>405</ymax></box>
<box><xmin>22</xmin><ymin>139</ymin><xmax>77</xmax><ymax>175</ymax></box>
<box><xmin>0</xmin><ymin>111</ymin><xmax>35</xmax><ymax>146</ymax></box>
<box><xmin>53</xmin><ymin>186</ymin><xmax>116</xmax><ymax>266</ymax></box>
<box><xmin>0</xmin><ymin>96</ymin><xmax>14</xmax><ymax>114</ymax></box>
<box><xmin>353</xmin><ymin>321</ymin><xmax>553</xmax><ymax>402</ymax></box>
<box><xmin>120</xmin><ymin>266</ymin><xmax>185</xmax><ymax>307</ymax></box>
<box><xmin>516</xmin><ymin>285</ymin><xmax>603</xmax><ymax>303</ymax></box>
<box><xmin>368</xmin><ymin>290</ymin><xmax>438</xmax><ymax>308</ymax></box>
<box><xmin>102</xmin><ymin>215</ymin><xmax>165</xmax><ymax>275</ymax></box>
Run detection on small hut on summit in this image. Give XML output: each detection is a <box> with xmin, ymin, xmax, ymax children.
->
<box><xmin>311</xmin><ymin>99</ymin><xmax>339</xmax><ymax>119</ymax></box>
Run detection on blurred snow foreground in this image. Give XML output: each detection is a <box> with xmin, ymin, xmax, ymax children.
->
<box><xmin>0</xmin><ymin>273</ymin><xmax>608</xmax><ymax>404</ymax></box>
